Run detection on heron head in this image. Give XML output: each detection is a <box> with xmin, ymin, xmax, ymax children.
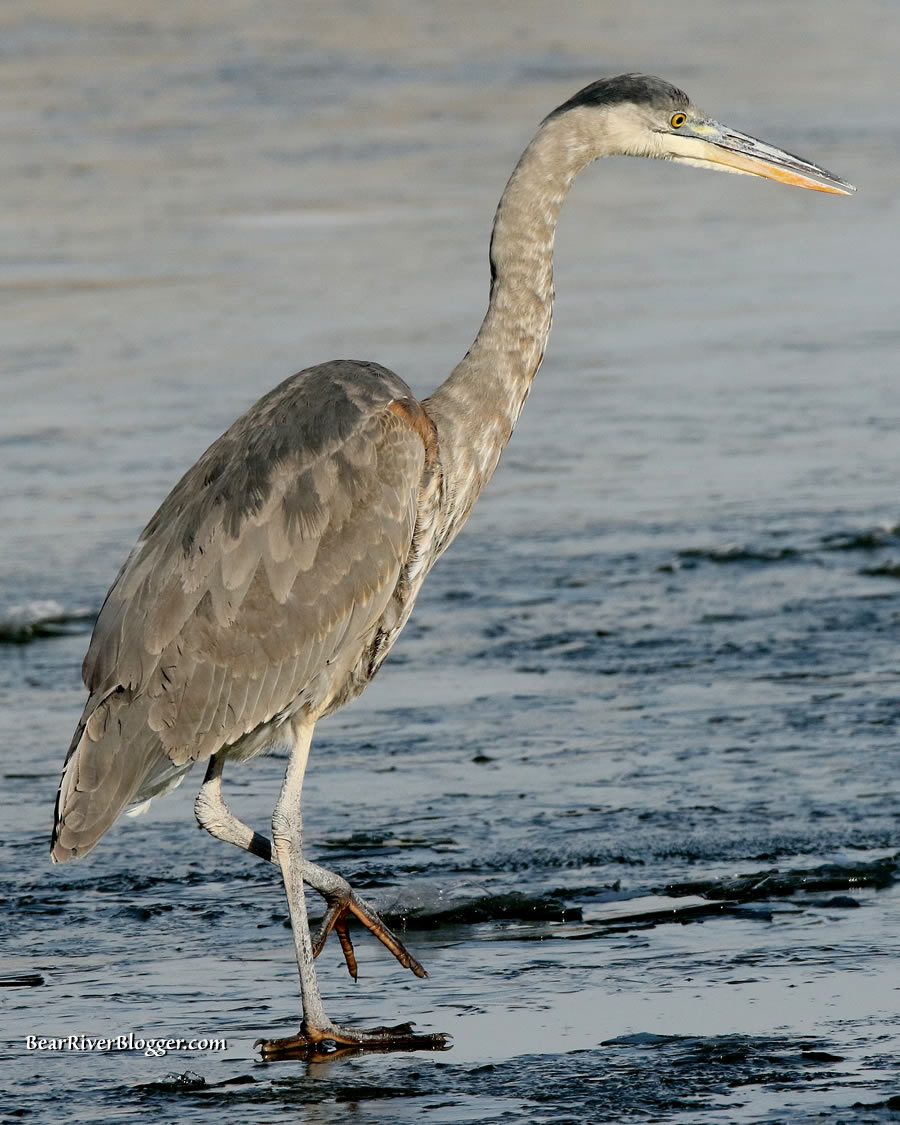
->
<box><xmin>550</xmin><ymin>74</ymin><xmax>855</xmax><ymax>195</ymax></box>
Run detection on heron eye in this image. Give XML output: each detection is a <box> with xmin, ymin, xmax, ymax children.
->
<box><xmin>670</xmin><ymin>112</ymin><xmax>687</xmax><ymax>129</ymax></box>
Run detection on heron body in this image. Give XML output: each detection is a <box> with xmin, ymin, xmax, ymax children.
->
<box><xmin>56</xmin><ymin>363</ymin><xmax>440</xmax><ymax>827</ymax></box>
<box><xmin>51</xmin><ymin>75</ymin><xmax>852</xmax><ymax>1056</ymax></box>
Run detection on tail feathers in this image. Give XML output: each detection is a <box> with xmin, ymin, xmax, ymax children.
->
<box><xmin>51</xmin><ymin>691</ymin><xmax>176</xmax><ymax>862</ymax></box>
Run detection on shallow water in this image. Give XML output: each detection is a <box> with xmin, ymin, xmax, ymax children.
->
<box><xmin>2</xmin><ymin>2</ymin><xmax>899</xmax><ymax>1122</ymax></box>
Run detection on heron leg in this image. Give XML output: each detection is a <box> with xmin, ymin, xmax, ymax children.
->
<box><xmin>256</xmin><ymin>715</ymin><xmax>449</xmax><ymax>1060</ymax></box>
<box><xmin>194</xmin><ymin>752</ymin><xmax>426</xmax><ymax>980</ymax></box>
<box><xmin>194</xmin><ymin>752</ymin><xmax>273</xmax><ymax>861</ymax></box>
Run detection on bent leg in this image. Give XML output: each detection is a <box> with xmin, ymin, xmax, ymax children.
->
<box><xmin>194</xmin><ymin>752</ymin><xmax>426</xmax><ymax>979</ymax></box>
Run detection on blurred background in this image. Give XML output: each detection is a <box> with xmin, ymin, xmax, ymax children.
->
<box><xmin>2</xmin><ymin>2</ymin><xmax>898</xmax><ymax>1122</ymax></box>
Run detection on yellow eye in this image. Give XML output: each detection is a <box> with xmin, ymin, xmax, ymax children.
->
<box><xmin>670</xmin><ymin>112</ymin><xmax>687</xmax><ymax>129</ymax></box>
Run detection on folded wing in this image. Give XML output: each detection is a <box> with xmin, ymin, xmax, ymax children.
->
<box><xmin>52</xmin><ymin>361</ymin><xmax>429</xmax><ymax>860</ymax></box>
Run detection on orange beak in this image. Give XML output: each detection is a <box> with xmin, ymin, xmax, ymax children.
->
<box><xmin>667</xmin><ymin>121</ymin><xmax>855</xmax><ymax>195</ymax></box>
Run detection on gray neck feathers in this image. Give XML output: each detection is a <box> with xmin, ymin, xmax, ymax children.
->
<box><xmin>424</xmin><ymin>109</ymin><xmax>597</xmax><ymax>548</ymax></box>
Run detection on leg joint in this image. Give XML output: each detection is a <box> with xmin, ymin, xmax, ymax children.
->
<box><xmin>271</xmin><ymin>806</ymin><xmax>301</xmax><ymax>850</ymax></box>
<box><xmin>193</xmin><ymin>786</ymin><xmax>214</xmax><ymax>829</ymax></box>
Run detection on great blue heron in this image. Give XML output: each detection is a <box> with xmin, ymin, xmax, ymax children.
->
<box><xmin>51</xmin><ymin>74</ymin><xmax>853</xmax><ymax>1058</ymax></box>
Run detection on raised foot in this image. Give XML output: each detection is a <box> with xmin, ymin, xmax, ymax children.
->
<box><xmin>256</xmin><ymin>1021</ymin><xmax>451</xmax><ymax>1061</ymax></box>
<box><xmin>312</xmin><ymin>889</ymin><xmax>427</xmax><ymax>981</ymax></box>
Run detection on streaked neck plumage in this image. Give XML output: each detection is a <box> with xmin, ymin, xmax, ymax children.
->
<box><xmin>424</xmin><ymin>108</ymin><xmax>599</xmax><ymax>550</ymax></box>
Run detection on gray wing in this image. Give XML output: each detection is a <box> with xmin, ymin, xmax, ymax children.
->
<box><xmin>52</xmin><ymin>360</ymin><xmax>431</xmax><ymax>860</ymax></box>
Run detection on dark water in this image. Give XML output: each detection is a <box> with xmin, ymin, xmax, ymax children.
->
<box><xmin>2</xmin><ymin>2</ymin><xmax>899</xmax><ymax>1122</ymax></box>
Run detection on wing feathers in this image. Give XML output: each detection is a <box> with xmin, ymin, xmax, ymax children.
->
<box><xmin>55</xmin><ymin>361</ymin><xmax>433</xmax><ymax>860</ymax></box>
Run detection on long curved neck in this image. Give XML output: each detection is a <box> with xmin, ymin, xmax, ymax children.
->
<box><xmin>424</xmin><ymin>110</ymin><xmax>596</xmax><ymax>547</ymax></box>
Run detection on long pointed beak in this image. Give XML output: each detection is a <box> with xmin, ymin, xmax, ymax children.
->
<box><xmin>668</xmin><ymin>122</ymin><xmax>855</xmax><ymax>195</ymax></box>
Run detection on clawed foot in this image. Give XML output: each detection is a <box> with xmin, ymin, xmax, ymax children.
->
<box><xmin>256</xmin><ymin>1020</ymin><xmax>451</xmax><ymax>1062</ymax></box>
<box><xmin>311</xmin><ymin>888</ymin><xmax>426</xmax><ymax>981</ymax></box>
